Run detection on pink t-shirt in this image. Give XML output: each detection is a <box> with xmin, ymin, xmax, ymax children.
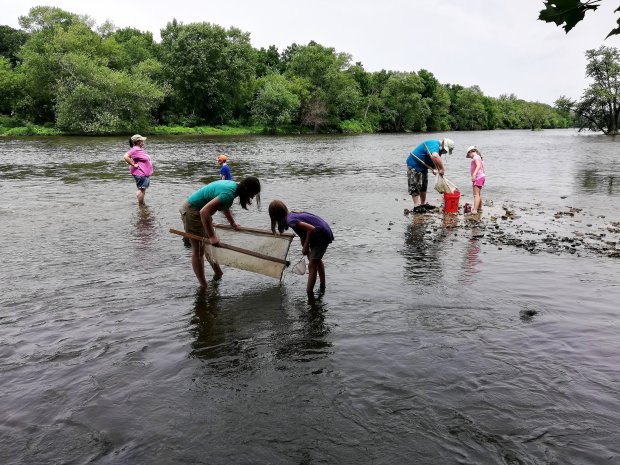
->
<box><xmin>470</xmin><ymin>154</ymin><xmax>485</xmax><ymax>181</ymax></box>
<box><xmin>127</xmin><ymin>146</ymin><xmax>153</xmax><ymax>177</ymax></box>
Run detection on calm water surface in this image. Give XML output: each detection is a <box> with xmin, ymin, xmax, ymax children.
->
<box><xmin>1</xmin><ymin>130</ymin><xmax>619</xmax><ymax>464</ymax></box>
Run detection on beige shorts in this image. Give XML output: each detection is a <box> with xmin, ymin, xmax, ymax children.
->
<box><xmin>179</xmin><ymin>200</ymin><xmax>205</xmax><ymax>237</ymax></box>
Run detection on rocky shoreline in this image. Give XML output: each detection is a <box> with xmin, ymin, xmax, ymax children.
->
<box><xmin>404</xmin><ymin>200</ymin><xmax>620</xmax><ymax>259</ymax></box>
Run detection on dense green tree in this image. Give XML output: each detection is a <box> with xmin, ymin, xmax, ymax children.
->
<box><xmin>160</xmin><ymin>21</ymin><xmax>256</xmax><ymax>124</ymax></box>
<box><xmin>255</xmin><ymin>45</ymin><xmax>280</xmax><ymax>78</ymax></box>
<box><xmin>495</xmin><ymin>94</ymin><xmax>524</xmax><ymax>128</ymax></box>
<box><xmin>379</xmin><ymin>72</ymin><xmax>429</xmax><ymax>132</ymax></box>
<box><xmin>521</xmin><ymin>102</ymin><xmax>549</xmax><ymax>129</ymax></box>
<box><xmin>0</xmin><ymin>25</ymin><xmax>29</xmax><ymax>66</ymax></box>
<box><xmin>301</xmin><ymin>91</ymin><xmax>329</xmax><ymax>132</ymax></box>
<box><xmin>418</xmin><ymin>69</ymin><xmax>451</xmax><ymax>131</ymax></box>
<box><xmin>482</xmin><ymin>96</ymin><xmax>500</xmax><ymax>129</ymax></box>
<box><xmin>18</xmin><ymin>6</ymin><xmax>89</xmax><ymax>32</ymax></box>
<box><xmin>554</xmin><ymin>95</ymin><xmax>576</xmax><ymax>125</ymax></box>
<box><xmin>54</xmin><ymin>54</ymin><xmax>165</xmax><ymax>134</ymax></box>
<box><xmin>0</xmin><ymin>58</ymin><xmax>22</xmax><ymax>114</ymax></box>
<box><xmin>104</xmin><ymin>27</ymin><xmax>158</xmax><ymax>71</ymax></box>
<box><xmin>16</xmin><ymin>10</ymin><xmax>106</xmax><ymax>122</ymax></box>
<box><xmin>285</xmin><ymin>42</ymin><xmax>361</xmax><ymax>127</ymax></box>
<box><xmin>451</xmin><ymin>86</ymin><xmax>488</xmax><ymax>130</ymax></box>
<box><xmin>286</xmin><ymin>42</ymin><xmax>349</xmax><ymax>88</ymax></box>
<box><xmin>250</xmin><ymin>73</ymin><xmax>300</xmax><ymax>132</ymax></box>
<box><xmin>574</xmin><ymin>46</ymin><xmax>620</xmax><ymax>134</ymax></box>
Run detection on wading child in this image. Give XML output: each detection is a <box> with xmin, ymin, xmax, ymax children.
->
<box><xmin>466</xmin><ymin>146</ymin><xmax>486</xmax><ymax>214</ymax></box>
<box><xmin>123</xmin><ymin>134</ymin><xmax>153</xmax><ymax>205</ymax></box>
<box><xmin>217</xmin><ymin>154</ymin><xmax>232</xmax><ymax>180</ymax></box>
<box><xmin>268</xmin><ymin>200</ymin><xmax>334</xmax><ymax>295</ymax></box>
<box><xmin>180</xmin><ymin>177</ymin><xmax>261</xmax><ymax>287</ymax></box>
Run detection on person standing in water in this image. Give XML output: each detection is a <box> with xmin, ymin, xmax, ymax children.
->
<box><xmin>406</xmin><ymin>138</ymin><xmax>454</xmax><ymax>213</ymax></box>
<box><xmin>123</xmin><ymin>134</ymin><xmax>153</xmax><ymax>205</ymax></box>
<box><xmin>179</xmin><ymin>177</ymin><xmax>261</xmax><ymax>287</ymax></box>
<box><xmin>217</xmin><ymin>154</ymin><xmax>232</xmax><ymax>180</ymax></box>
<box><xmin>268</xmin><ymin>200</ymin><xmax>333</xmax><ymax>296</ymax></box>
<box><xmin>466</xmin><ymin>146</ymin><xmax>486</xmax><ymax>214</ymax></box>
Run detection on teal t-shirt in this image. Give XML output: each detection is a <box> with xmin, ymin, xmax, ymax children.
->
<box><xmin>187</xmin><ymin>180</ymin><xmax>237</xmax><ymax>210</ymax></box>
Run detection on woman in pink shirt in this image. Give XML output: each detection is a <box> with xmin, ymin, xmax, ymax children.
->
<box><xmin>466</xmin><ymin>146</ymin><xmax>486</xmax><ymax>214</ymax></box>
<box><xmin>123</xmin><ymin>134</ymin><xmax>154</xmax><ymax>205</ymax></box>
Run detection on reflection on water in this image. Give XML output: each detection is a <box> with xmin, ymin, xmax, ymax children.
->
<box><xmin>133</xmin><ymin>205</ymin><xmax>156</xmax><ymax>247</ymax></box>
<box><xmin>274</xmin><ymin>296</ymin><xmax>332</xmax><ymax>364</ymax></box>
<box><xmin>402</xmin><ymin>214</ymin><xmax>460</xmax><ymax>286</ymax></box>
<box><xmin>459</xmin><ymin>227</ymin><xmax>483</xmax><ymax>285</ymax></box>
<box><xmin>189</xmin><ymin>286</ymin><xmax>332</xmax><ymax>367</ymax></box>
<box><xmin>579</xmin><ymin>168</ymin><xmax>618</xmax><ymax>195</ymax></box>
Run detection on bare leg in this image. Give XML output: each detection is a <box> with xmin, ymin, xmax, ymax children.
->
<box><xmin>190</xmin><ymin>238</ymin><xmax>208</xmax><ymax>287</ymax></box>
<box><xmin>412</xmin><ymin>194</ymin><xmax>421</xmax><ymax>207</ymax></box>
<box><xmin>472</xmin><ymin>186</ymin><xmax>482</xmax><ymax>213</ymax></box>
<box><xmin>318</xmin><ymin>260</ymin><xmax>326</xmax><ymax>292</ymax></box>
<box><xmin>209</xmin><ymin>261</ymin><xmax>224</xmax><ymax>279</ymax></box>
<box><xmin>307</xmin><ymin>259</ymin><xmax>319</xmax><ymax>294</ymax></box>
<box><xmin>136</xmin><ymin>188</ymin><xmax>146</xmax><ymax>205</ymax></box>
<box><xmin>419</xmin><ymin>191</ymin><xmax>427</xmax><ymax>205</ymax></box>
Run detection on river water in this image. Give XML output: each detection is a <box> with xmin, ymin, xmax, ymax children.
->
<box><xmin>1</xmin><ymin>130</ymin><xmax>619</xmax><ymax>464</ymax></box>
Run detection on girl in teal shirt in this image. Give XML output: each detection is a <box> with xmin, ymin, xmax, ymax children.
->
<box><xmin>180</xmin><ymin>176</ymin><xmax>261</xmax><ymax>287</ymax></box>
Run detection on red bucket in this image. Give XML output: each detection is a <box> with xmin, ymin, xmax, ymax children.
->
<box><xmin>443</xmin><ymin>190</ymin><xmax>460</xmax><ymax>213</ymax></box>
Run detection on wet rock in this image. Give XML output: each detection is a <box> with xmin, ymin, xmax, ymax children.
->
<box><xmin>520</xmin><ymin>309</ymin><xmax>538</xmax><ymax>320</ymax></box>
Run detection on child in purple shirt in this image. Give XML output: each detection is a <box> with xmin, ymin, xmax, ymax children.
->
<box><xmin>269</xmin><ymin>200</ymin><xmax>333</xmax><ymax>296</ymax></box>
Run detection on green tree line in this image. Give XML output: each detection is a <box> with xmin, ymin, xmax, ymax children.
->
<box><xmin>0</xmin><ymin>6</ymin><xmax>575</xmax><ymax>135</ymax></box>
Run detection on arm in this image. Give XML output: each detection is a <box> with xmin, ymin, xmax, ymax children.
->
<box><xmin>200</xmin><ymin>197</ymin><xmax>223</xmax><ymax>246</ymax></box>
<box><xmin>295</xmin><ymin>221</ymin><xmax>316</xmax><ymax>255</ymax></box>
<box><xmin>124</xmin><ymin>152</ymin><xmax>139</xmax><ymax>169</ymax></box>
<box><xmin>223</xmin><ymin>209</ymin><xmax>240</xmax><ymax>230</ymax></box>
<box><xmin>431</xmin><ymin>154</ymin><xmax>445</xmax><ymax>176</ymax></box>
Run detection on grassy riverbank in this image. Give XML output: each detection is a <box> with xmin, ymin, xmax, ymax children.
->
<box><xmin>0</xmin><ymin>117</ymin><xmax>374</xmax><ymax>137</ymax></box>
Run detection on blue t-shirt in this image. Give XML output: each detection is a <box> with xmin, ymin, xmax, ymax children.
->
<box><xmin>287</xmin><ymin>211</ymin><xmax>334</xmax><ymax>246</ymax></box>
<box><xmin>187</xmin><ymin>180</ymin><xmax>237</xmax><ymax>210</ymax></box>
<box><xmin>220</xmin><ymin>164</ymin><xmax>232</xmax><ymax>180</ymax></box>
<box><xmin>406</xmin><ymin>139</ymin><xmax>441</xmax><ymax>173</ymax></box>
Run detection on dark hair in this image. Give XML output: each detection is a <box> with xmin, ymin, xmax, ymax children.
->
<box><xmin>236</xmin><ymin>176</ymin><xmax>261</xmax><ymax>210</ymax></box>
<box><xmin>268</xmin><ymin>199</ymin><xmax>289</xmax><ymax>233</ymax></box>
<box><xmin>128</xmin><ymin>137</ymin><xmax>134</xmax><ymax>148</ymax></box>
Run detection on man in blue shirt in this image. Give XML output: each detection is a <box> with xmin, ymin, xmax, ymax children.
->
<box><xmin>406</xmin><ymin>138</ymin><xmax>454</xmax><ymax>213</ymax></box>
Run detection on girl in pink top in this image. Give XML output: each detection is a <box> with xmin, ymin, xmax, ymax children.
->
<box><xmin>466</xmin><ymin>146</ymin><xmax>485</xmax><ymax>214</ymax></box>
<box><xmin>123</xmin><ymin>134</ymin><xmax>154</xmax><ymax>205</ymax></box>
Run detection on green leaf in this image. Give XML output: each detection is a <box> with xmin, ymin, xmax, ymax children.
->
<box><xmin>538</xmin><ymin>0</ymin><xmax>600</xmax><ymax>33</ymax></box>
<box><xmin>606</xmin><ymin>16</ymin><xmax>620</xmax><ymax>38</ymax></box>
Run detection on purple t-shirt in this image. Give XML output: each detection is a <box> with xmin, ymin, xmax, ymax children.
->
<box><xmin>127</xmin><ymin>146</ymin><xmax>153</xmax><ymax>177</ymax></box>
<box><xmin>287</xmin><ymin>211</ymin><xmax>334</xmax><ymax>246</ymax></box>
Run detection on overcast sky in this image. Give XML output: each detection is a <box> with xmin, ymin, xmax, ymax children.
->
<box><xmin>2</xmin><ymin>0</ymin><xmax>619</xmax><ymax>104</ymax></box>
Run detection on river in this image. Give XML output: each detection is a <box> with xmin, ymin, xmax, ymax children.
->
<box><xmin>1</xmin><ymin>129</ymin><xmax>619</xmax><ymax>464</ymax></box>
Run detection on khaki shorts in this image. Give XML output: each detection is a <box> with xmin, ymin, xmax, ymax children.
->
<box><xmin>179</xmin><ymin>200</ymin><xmax>205</xmax><ymax>236</ymax></box>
